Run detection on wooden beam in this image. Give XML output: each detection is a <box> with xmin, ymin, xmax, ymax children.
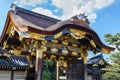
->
<box><xmin>35</xmin><ymin>49</ymin><xmax>43</xmax><ymax>80</ymax></box>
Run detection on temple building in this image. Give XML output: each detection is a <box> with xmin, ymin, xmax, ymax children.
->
<box><xmin>0</xmin><ymin>4</ymin><xmax>114</xmax><ymax>80</ymax></box>
<box><xmin>87</xmin><ymin>54</ymin><xmax>110</xmax><ymax>80</ymax></box>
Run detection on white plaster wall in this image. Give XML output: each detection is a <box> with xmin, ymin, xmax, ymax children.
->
<box><xmin>87</xmin><ymin>75</ymin><xmax>92</xmax><ymax>80</ymax></box>
<box><xmin>0</xmin><ymin>71</ymin><xmax>11</xmax><ymax>80</ymax></box>
<box><xmin>14</xmin><ymin>71</ymin><xmax>25</xmax><ymax>80</ymax></box>
<box><xmin>0</xmin><ymin>71</ymin><xmax>25</xmax><ymax>80</ymax></box>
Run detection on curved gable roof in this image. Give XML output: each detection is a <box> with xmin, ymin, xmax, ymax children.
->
<box><xmin>0</xmin><ymin>5</ymin><xmax>115</xmax><ymax>53</ymax></box>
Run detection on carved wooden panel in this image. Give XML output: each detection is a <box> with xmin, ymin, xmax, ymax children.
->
<box><xmin>67</xmin><ymin>60</ymin><xmax>84</xmax><ymax>80</ymax></box>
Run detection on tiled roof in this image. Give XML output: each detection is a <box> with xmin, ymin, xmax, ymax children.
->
<box><xmin>0</xmin><ymin>56</ymin><xmax>30</xmax><ymax>70</ymax></box>
<box><xmin>87</xmin><ymin>54</ymin><xmax>110</xmax><ymax>68</ymax></box>
<box><xmin>11</xmin><ymin>4</ymin><xmax>60</xmax><ymax>28</ymax></box>
<box><xmin>87</xmin><ymin>54</ymin><xmax>103</xmax><ymax>65</ymax></box>
<box><xmin>0</xmin><ymin>48</ymin><xmax>30</xmax><ymax>70</ymax></box>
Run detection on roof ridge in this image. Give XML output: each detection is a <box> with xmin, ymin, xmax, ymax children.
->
<box><xmin>11</xmin><ymin>4</ymin><xmax>61</xmax><ymax>23</ymax></box>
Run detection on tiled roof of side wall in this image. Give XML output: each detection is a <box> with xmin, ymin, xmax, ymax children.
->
<box><xmin>0</xmin><ymin>48</ymin><xmax>30</xmax><ymax>69</ymax></box>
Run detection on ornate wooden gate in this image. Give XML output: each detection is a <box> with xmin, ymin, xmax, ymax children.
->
<box><xmin>0</xmin><ymin>4</ymin><xmax>114</xmax><ymax>80</ymax></box>
<box><xmin>67</xmin><ymin>60</ymin><xmax>84</xmax><ymax>80</ymax></box>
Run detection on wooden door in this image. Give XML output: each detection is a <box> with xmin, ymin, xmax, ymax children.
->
<box><xmin>67</xmin><ymin>60</ymin><xmax>84</xmax><ymax>80</ymax></box>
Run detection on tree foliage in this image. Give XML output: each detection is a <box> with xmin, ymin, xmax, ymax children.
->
<box><xmin>103</xmin><ymin>33</ymin><xmax>120</xmax><ymax>80</ymax></box>
<box><xmin>42</xmin><ymin>60</ymin><xmax>56</xmax><ymax>80</ymax></box>
<box><xmin>104</xmin><ymin>33</ymin><xmax>120</xmax><ymax>51</ymax></box>
<box><xmin>102</xmin><ymin>52</ymin><xmax>120</xmax><ymax>80</ymax></box>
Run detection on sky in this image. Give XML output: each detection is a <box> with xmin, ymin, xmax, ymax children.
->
<box><xmin>0</xmin><ymin>0</ymin><xmax>120</xmax><ymax>58</ymax></box>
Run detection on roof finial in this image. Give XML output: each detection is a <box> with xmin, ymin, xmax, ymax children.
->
<box><xmin>72</xmin><ymin>13</ymin><xmax>90</xmax><ymax>24</ymax></box>
<box><xmin>11</xmin><ymin>3</ymin><xmax>17</xmax><ymax>13</ymax></box>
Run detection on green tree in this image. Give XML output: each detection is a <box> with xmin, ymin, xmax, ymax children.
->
<box><xmin>42</xmin><ymin>69</ymin><xmax>52</xmax><ymax>80</ymax></box>
<box><xmin>104</xmin><ymin>33</ymin><xmax>120</xmax><ymax>51</ymax></box>
<box><xmin>102</xmin><ymin>52</ymin><xmax>120</xmax><ymax>80</ymax></box>
<box><xmin>42</xmin><ymin>60</ymin><xmax>56</xmax><ymax>80</ymax></box>
<box><xmin>103</xmin><ymin>33</ymin><xmax>120</xmax><ymax>80</ymax></box>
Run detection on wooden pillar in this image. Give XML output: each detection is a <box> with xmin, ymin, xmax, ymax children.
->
<box><xmin>83</xmin><ymin>56</ymin><xmax>87</xmax><ymax>80</ymax></box>
<box><xmin>56</xmin><ymin>60</ymin><xmax>60</xmax><ymax>80</ymax></box>
<box><xmin>92</xmin><ymin>75</ymin><xmax>95</xmax><ymax>80</ymax></box>
<box><xmin>81</xmin><ymin>50</ymin><xmax>88</xmax><ymax>80</ymax></box>
<box><xmin>35</xmin><ymin>49</ymin><xmax>43</xmax><ymax>80</ymax></box>
<box><xmin>25</xmin><ymin>69</ymin><xmax>28</xmax><ymax>80</ymax></box>
<box><xmin>10</xmin><ymin>70</ymin><xmax>14</xmax><ymax>80</ymax></box>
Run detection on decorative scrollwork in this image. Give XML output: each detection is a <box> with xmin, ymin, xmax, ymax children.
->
<box><xmin>72</xmin><ymin>13</ymin><xmax>90</xmax><ymax>24</ymax></box>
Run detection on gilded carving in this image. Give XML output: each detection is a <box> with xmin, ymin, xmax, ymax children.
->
<box><xmin>90</xmin><ymin>40</ymin><xmax>96</xmax><ymax>48</ymax></box>
<box><xmin>62</xmin><ymin>50</ymin><xmax>68</xmax><ymax>55</ymax></box>
<box><xmin>3</xmin><ymin>53</ymin><xmax>11</xmax><ymax>57</ymax></box>
<box><xmin>10</xmin><ymin>49</ymin><xmax>21</xmax><ymax>56</ymax></box>
<box><xmin>72</xmin><ymin>52</ymin><xmax>78</xmax><ymax>56</ymax></box>
<box><xmin>51</xmin><ymin>48</ymin><xmax>58</xmax><ymax>53</ymax></box>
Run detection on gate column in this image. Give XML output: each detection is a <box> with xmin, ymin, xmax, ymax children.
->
<box><xmin>35</xmin><ymin>49</ymin><xmax>43</xmax><ymax>80</ymax></box>
<box><xmin>81</xmin><ymin>50</ymin><xmax>88</xmax><ymax>80</ymax></box>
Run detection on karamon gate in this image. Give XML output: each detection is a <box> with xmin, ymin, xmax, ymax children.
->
<box><xmin>0</xmin><ymin>5</ymin><xmax>114</xmax><ymax>80</ymax></box>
